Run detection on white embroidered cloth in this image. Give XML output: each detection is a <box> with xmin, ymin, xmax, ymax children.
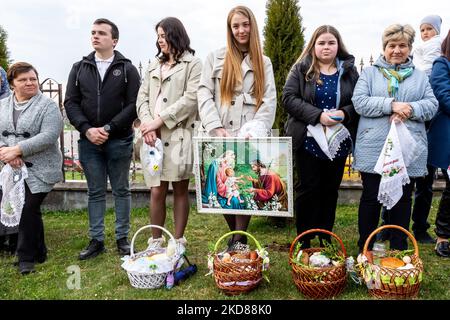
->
<box><xmin>306</xmin><ymin>123</ymin><xmax>351</xmax><ymax>160</ymax></box>
<box><xmin>0</xmin><ymin>164</ymin><xmax>28</xmax><ymax>227</ymax></box>
<box><xmin>374</xmin><ymin>122</ymin><xmax>419</xmax><ymax>209</ymax></box>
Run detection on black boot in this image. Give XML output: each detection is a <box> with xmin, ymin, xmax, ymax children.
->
<box><xmin>435</xmin><ymin>241</ymin><xmax>450</xmax><ymax>258</ymax></box>
<box><xmin>79</xmin><ymin>239</ymin><xmax>106</xmax><ymax>260</ymax></box>
<box><xmin>116</xmin><ymin>238</ymin><xmax>130</xmax><ymax>256</ymax></box>
<box><xmin>19</xmin><ymin>261</ymin><xmax>36</xmax><ymax>275</ymax></box>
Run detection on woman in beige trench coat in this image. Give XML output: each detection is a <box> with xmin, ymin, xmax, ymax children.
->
<box><xmin>136</xmin><ymin>17</ymin><xmax>202</xmax><ymax>251</ymax></box>
<box><xmin>197</xmin><ymin>6</ymin><xmax>276</xmax><ymax>249</ymax></box>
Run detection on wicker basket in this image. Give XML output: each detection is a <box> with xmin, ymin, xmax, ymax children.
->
<box><xmin>124</xmin><ymin>225</ymin><xmax>182</xmax><ymax>289</ymax></box>
<box><xmin>212</xmin><ymin>231</ymin><xmax>267</xmax><ymax>295</ymax></box>
<box><xmin>361</xmin><ymin>225</ymin><xmax>424</xmax><ymax>299</ymax></box>
<box><xmin>289</xmin><ymin>229</ymin><xmax>348</xmax><ymax>299</ymax></box>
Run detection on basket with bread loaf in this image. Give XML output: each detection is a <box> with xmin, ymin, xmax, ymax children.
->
<box><xmin>357</xmin><ymin>225</ymin><xmax>424</xmax><ymax>299</ymax></box>
<box><xmin>207</xmin><ymin>231</ymin><xmax>269</xmax><ymax>295</ymax></box>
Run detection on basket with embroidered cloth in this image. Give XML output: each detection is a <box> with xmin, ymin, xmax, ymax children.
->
<box><xmin>121</xmin><ymin>225</ymin><xmax>184</xmax><ymax>289</ymax></box>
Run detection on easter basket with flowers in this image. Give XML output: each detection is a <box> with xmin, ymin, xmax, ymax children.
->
<box><xmin>121</xmin><ymin>225</ymin><xmax>183</xmax><ymax>289</ymax></box>
<box><xmin>289</xmin><ymin>229</ymin><xmax>348</xmax><ymax>299</ymax></box>
<box><xmin>357</xmin><ymin>225</ymin><xmax>424</xmax><ymax>299</ymax></box>
<box><xmin>207</xmin><ymin>231</ymin><xmax>269</xmax><ymax>295</ymax></box>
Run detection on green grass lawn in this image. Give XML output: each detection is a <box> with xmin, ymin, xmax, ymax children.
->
<box><xmin>0</xmin><ymin>200</ymin><xmax>448</xmax><ymax>300</ymax></box>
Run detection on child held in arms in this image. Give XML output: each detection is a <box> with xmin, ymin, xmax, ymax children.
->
<box><xmin>413</xmin><ymin>14</ymin><xmax>443</xmax><ymax>76</ymax></box>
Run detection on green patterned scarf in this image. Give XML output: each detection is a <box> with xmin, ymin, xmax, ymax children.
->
<box><xmin>378</xmin><ymin>67</ymin><xmax>414</xmax><ymax>97</ymax></box>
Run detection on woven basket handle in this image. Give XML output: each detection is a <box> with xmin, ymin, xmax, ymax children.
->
<box><xmin>288</xmin><ymin>229</ymin><xmax>347</xmax><ymax>259</ymax></box>
<box><xmin>130</xmin><ymin>224</ymin><xmax>176</xmax><ymax>258</ymax></box>
<box><xmin>214</xmin><ymin>230</ymin><xmax>262</xmax><ymax>253</ymax></box>
<box><xmin>362</xmin><ymin>224</ymin><xmax>419</xmax><ymax>261</ymax></box>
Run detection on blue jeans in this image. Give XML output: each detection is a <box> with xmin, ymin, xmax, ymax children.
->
<box><xmin>79</xmin><ymin>134</ymin><xmax>133</xmax><ymax>241</ymax></box>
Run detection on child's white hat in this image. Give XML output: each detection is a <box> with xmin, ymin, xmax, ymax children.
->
<box><xmin>420</xmin><ymin>15</ymin><xmax>442</xmax><ymax>35</ymax></box>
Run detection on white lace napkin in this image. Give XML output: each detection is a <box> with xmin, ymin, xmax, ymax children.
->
<box><xmin>306</xmin><ymin>122</ymin><xmax>351</xmax><ymax>160</ymax></box>
<box><xmin>0</xmin><ymin>164</ymin><xmax>28</xmax><ymax>227</ymax></box>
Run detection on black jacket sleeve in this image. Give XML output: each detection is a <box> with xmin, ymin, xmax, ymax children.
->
<box><xmin>64</xmin><ymin>62</ymin><xmax>93</xmax><ymax>135</ymax></box>
<box><xmin>339</xmin><ymin>66</ymin><xmax>360</xmax><ymax>126</ymax></box>
<box><xmin>282</xmin><ymin>65</ymin><xmax>323</xmax><ymax>125</ymax></box>
<box><xmin>108</xmin><ymin>63</ymin><xmax>141</xmax><ymax>133</ymax></box>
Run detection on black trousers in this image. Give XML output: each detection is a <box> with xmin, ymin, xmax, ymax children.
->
<box><xmin>435</xmin><ymin>170</ymin><xmax>450</xmax><ymax>239</ymax></box>
<box><xmin>294</xmin><ymin>149</ymin><xmax>347</xmax><ymax>241</ymax></box>
<box><xmin>11</xmin><ymin>185</ymin><xmax>48</xmax><ymax>262</ymax></box>
<box><xmin>358</xmin><ymin>172</ymin><xmax>414</xmax><ymax>251</ymax></box>
<box><xmin>380</xmin><ymin>165</ymin><xmax>435</xmax><ymax>233</ymax></box>
<box><xmin>411</xmin><ymin>165</ymin><xmax>436</xmax><ymax>233</ymax></box>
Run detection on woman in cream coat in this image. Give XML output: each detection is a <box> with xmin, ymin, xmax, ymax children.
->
<box><xmin>197</xmin><ymin>6</ymin><xmax>276</xmax><ymax>249</ymax></box>
<box><xmin>136</xmin><ymin>17</ymin><xmax>202</xmax><ymax>251</ymax></box>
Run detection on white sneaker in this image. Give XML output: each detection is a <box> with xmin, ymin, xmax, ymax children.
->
<box><xmin>176</xmin><ymin>236</ymin><xmax>187</xmax><ymax>255</ymax></box>
<box><xmin>146</xmin><ymin>235</ymin><xmax>165</xmax><ymax>251</ymax></box>
<box><xmin>167</xmin><ymin>236</ymin><xmax>187</xmax><ymax>257</ymax></box>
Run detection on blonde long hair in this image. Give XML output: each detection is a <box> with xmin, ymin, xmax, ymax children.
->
<box><xmin>220</xmin><ymin>6</ymin><xmax>265</xmax><ymax>109</ymax></box>
<box><xmin>297</xmin><ymin>25</ymin><xmax>350</xmax><ymax>83</ymax></box>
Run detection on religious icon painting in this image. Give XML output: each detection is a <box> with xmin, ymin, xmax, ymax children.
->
<box><xmin>193</xmin><ymin>137</ymin><xmax>293</xmax><ymax>217</ymax></box>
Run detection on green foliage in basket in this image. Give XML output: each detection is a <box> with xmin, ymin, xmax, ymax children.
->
<box><xmin>291</xmin><ymin>241</ymin><xmax>345</xmax><ymax>268</ymax></box>
<box><xmin>393</xmin><ymin>249</ymin><xmax>415</xmax><ymax>260</ymax></box>
<box><xmin>321</xmin><ymin>242</ymin><xmax>346</xmax><ymax>264</ymax></box>
<box><xmin>290</xmin><ymin>242</ymin><xmax>308</xmax><ymax>267</ymax></box>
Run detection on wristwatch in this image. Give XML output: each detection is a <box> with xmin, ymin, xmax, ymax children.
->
<box><xmin>103</xmin><ymin>124</ymin><xmax>112</xmax><ymax>133</ymax></box>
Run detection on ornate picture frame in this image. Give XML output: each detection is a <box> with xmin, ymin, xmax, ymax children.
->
<box><xmin>193</xmin><ymin>137</ymin><xmax>293</xmax><ymax>217</ymax></box>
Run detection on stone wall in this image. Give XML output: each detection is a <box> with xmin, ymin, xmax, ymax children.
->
<box><xmin>42</xmin><ymin>180</ymin><xmax>446</xmax><ymax>211</ymax></box>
